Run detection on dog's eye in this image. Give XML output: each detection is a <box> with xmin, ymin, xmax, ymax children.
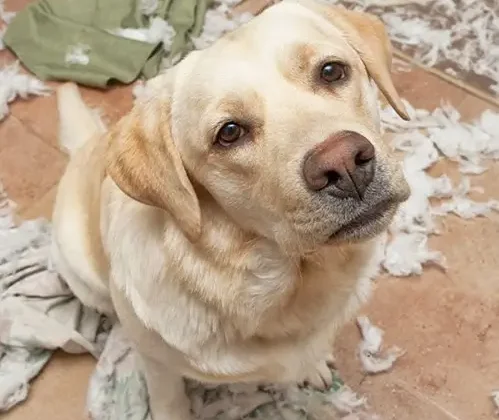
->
<box><xmin>320</xmin><ymin>62</ymin><xmax>348</xmax><ymax>83</ymax></box>
<box><xmin>216</xmin><ymin>122</ymin><xmax>246</xmax><ymax>146</ymax></box>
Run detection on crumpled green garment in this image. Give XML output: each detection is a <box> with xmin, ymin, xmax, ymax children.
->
<box><xmin>3</xmin><ymin>0</ymin><xmax>211</xmax><ymax>88</ymax></box>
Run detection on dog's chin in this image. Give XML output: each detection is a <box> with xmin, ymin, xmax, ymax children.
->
<box><xmin>327</xmin><ymin>200</ymin><xmax>399</xmax><ymax>244</ymax></box>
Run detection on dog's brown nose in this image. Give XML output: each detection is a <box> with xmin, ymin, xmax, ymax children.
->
<box><xmin>303</xmin><ymin>131</ymin><xmax>376</xmax><ymax>200</ymax></box>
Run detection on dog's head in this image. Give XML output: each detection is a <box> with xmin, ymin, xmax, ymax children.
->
<box><xmin>106</xmin><ymin>0</ymin><xmax>410</xmax><ymax>253</ymax></box>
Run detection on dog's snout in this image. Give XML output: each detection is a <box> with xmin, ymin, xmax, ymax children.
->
<box><xmin>302</xmin><ymin>131</ymin><xmax>376</xmax><ymax>200</ymax></box>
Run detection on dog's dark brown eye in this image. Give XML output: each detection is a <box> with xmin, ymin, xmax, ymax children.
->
<box><xmin>320</xmin><ymin>62</ymin><xmax>347</xmax><ymax>83</ymax></box>
<box><xmin>217</xmin><ymin>122</ymin><xmax>245</xmax><ymax>146</ymax></box>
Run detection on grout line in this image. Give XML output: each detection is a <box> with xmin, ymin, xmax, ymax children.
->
<box><xmin>393</xmin><ymin>50</ymin><xmax>499</xmax><ymax>110</ymax></box>
<box><xmin>16</xmin><ymin>115</ymin><xmax>68</xmax><ymax>158</ymax></box>
<box><xmin>394</xmin><ymin>379</ymin><xmax>466</xmax><ymax>420</ymax></box>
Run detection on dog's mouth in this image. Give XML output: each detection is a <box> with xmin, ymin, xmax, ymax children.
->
<box><xmin>329</xmin><ymin>199</ymin><xmax>398</xmax><ymax>242</ymax></box>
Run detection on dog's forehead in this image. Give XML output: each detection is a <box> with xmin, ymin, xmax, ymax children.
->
<box><xmin>221</xmin><ymin>2</ymin><xmax>346</xmax><ymax>55</ymax></box>
<box><xmin>182</xmin><ymin>2</ymin><xmax>351</xmax><ymax>91</ymax></box>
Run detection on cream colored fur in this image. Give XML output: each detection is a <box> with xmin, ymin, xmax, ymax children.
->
<box><xmin>52</xmin><ymin>1</ymin><xmax>410</xmax><ymax>419</ymax></box>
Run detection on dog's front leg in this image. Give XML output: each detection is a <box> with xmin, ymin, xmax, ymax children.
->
<box><xmin>141</xmin><ymin>355</ymin><xmax>191</xmax><ymax>420</ymax></box>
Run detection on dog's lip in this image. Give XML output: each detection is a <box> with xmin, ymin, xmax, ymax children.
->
<box><xmin>329</xmin><ymin>199</ymin><xmax>395</xmax><ymax>239</ymax></box>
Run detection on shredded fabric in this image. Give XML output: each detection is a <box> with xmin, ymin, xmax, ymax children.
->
<box><xmin>0</xmin><ymin>184</ymin><xmax>108</xmax><ymax>411</ymax></box>
<box><xmin>87</xmin><ymin>324</ymin><xmax>377</xmax><ymax>419</ymax></box>
<box><xmin>0</xmin><ymin>61</ymin><xmax>51</xmax><ymax>122</ymax></box>
<box><xmin>356</xmin><ymin>316</ymin><xmax>404</xmax><ymax>374</ymax></box>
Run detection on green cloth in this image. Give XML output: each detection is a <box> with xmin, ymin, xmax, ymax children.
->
<box><xmin>3</xmin><ymin>0</ymin><xmax>211</xmax><ymax>88</ymax></box>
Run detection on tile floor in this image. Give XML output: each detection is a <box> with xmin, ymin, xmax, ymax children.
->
<box><xmin>1</xmin><ymin>1</ymin><xmax>499</xmax><ymax>419</ymax></box>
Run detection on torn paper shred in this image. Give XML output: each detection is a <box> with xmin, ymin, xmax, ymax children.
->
<box><xmin>65</xmin><ymin>44</ymin><xmax>91</xmax><ymax>66</ymax></box>
<box><xmin>357</xmin><ymin>316</ymin><xmax>404</xmax><ymax>374</ymax></box>
<box><xmin>0</xmin><ymin>61</ymin><xmax>51</xmax><ymax>122</ymax></box>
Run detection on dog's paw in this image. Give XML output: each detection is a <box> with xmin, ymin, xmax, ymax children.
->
<box><xmin>299</xmin><ymin>354</ymin><xmax>336</xmax><ymax>390</ymax></box>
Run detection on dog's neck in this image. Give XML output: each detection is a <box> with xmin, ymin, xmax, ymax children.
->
<box><xmin>167</xmin><ymin>196</ymin><xmax>376</xmax><ymax>340</ymax></box>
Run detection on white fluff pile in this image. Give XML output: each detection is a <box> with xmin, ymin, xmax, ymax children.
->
<box><xmin>191</xmin><ymin>0</ymin><xmax>253</xmax><ymax>50</ymax></box>
<box><xmin>0</xmin><ymin>61</ymin><xmax>51</xmax><ymax>122</ymax></box>
<box><xmin>328</xmin><ymin>0</ymin><xmax>499</xmax><ymax>93</ymax></box>
<box><xmin>379</xmin><ymin>100</ymin><xmax>499</xmax><ymax>276</ymax></box>
<box><xmin>356</xmin><ymin>316</ymin><xmax>404</xmax><ymax>374</ymax></box>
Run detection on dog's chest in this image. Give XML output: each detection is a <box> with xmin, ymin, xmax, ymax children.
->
<box><xmin>230</xmin><ymin>250</ymin><xmax>368</xmax><ymax>341</ymax></box>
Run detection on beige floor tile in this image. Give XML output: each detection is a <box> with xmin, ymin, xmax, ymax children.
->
<box><xmin>0</xmin><ymin>116</ymin><xmax>67</xmax><ymax>211</ymax></box>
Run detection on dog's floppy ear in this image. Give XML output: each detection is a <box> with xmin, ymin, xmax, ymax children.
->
<box><xmin>106</xmin><ymin>75</ymin><xmax>201</xmax><ymax>241</ymax></box>
<box><xmin>297</xmin><ymin>0</ymin><xmax>409</xmax><ymax>120</ymax></box>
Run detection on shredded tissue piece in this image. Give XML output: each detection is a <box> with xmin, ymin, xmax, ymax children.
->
<box><xmin>357</xmin><ymin>316</ymin><xmax>404</xmax><ymax>374</ymax></box>
<box><xmin>0</xmin><ymin>61</ymin><xmax>51</xmax><ymax>122</ymax></box>
<box><xmin>65</xmin><ymin>43</ymin><xmax>91</xmax><ymax>66</ymax></box>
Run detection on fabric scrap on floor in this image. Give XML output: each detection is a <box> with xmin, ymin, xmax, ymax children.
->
<box><xmin>3</xmin><ymin>0</ymin><xmax>211</xmax><ymax>87</ymax></box>
<box><xmin>88</xmin><ymin>323</ymin><xmax>375</xmax><ymax>420</ymax></box>
<box><xmin>0</xmin><ymin>185</ymin><xmax>109</xmax><ymax>411</ymax></box>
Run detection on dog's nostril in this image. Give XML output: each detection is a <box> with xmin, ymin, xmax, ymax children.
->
<box><xmin>326</xmin><ymin>171</ymin><xmax>341</xmax><ymax>186</ymax></box>
<box><xmin>354</xmin><ymin>151</ymin><xmax>373</xmax><ymax>166</ymax></box>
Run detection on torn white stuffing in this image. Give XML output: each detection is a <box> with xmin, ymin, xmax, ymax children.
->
<box><xmin>491</xmin><ymin>391</ymin><xmax>499</xmax><ymax>415</ymax></box>
<box><xmin>329</xmin><ymin>0</ymin><xmax>499</xmax><ymax>92</ymax></box>
<box><xmin>382</xmin><ymin>233</ymin><xmax>445</xmax><ymax>276</ymax></box>
<box><xmin>0</xmin><ymin>0</ymin><xmax>16</xmax><ymax>25</ymax></box>
<box><xmin>65</xmin><ymin>43</ymin><xmax>91</xmax><ymax>66</ymax></box>
<box><xmin>111</xmin><ymin>17</ymin><xmax>176</xmax><ymax>51</ymax></box>
<box><xmin>378</xmin><ymin>99</ymin><xmax>499</xmax><ymax>276</ymax></box>
<box><xmin>0</xmin><ymin>61</ymin><xmax>51</xmax><ymax>122</ymax></box>
<box><xmin>139</xmin><ymin>0</ymin><xmax>159</xmax><ymax>16</ymax></box>
<box><xmin>329</xmin><ymin>387</ymin><xmax>367</xmax><ymax>414</ymax></box>
<box><xmin>191</xmin><ymin>1</ymin><xmax>253</xmax><ymax>50</ymax></box>
<box><xmin>0</xmin><ymin>0</ymin><xmax>15</xmax><ymax>51</ymax></box>
<box><xmin>432</xmin><ymin>178</ymin><xmax>499</xmax><ymax>219</ymax></box>
<box><xmin>356</xmin><ymin>316</ymin><xmax>404</xmax><ymax>374</ymax></box>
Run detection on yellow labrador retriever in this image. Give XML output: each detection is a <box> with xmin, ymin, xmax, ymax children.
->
<box><xmin>52</xmin><ymin>0</ymin><xmax>410</xmax><ymax>418</ymax></box>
